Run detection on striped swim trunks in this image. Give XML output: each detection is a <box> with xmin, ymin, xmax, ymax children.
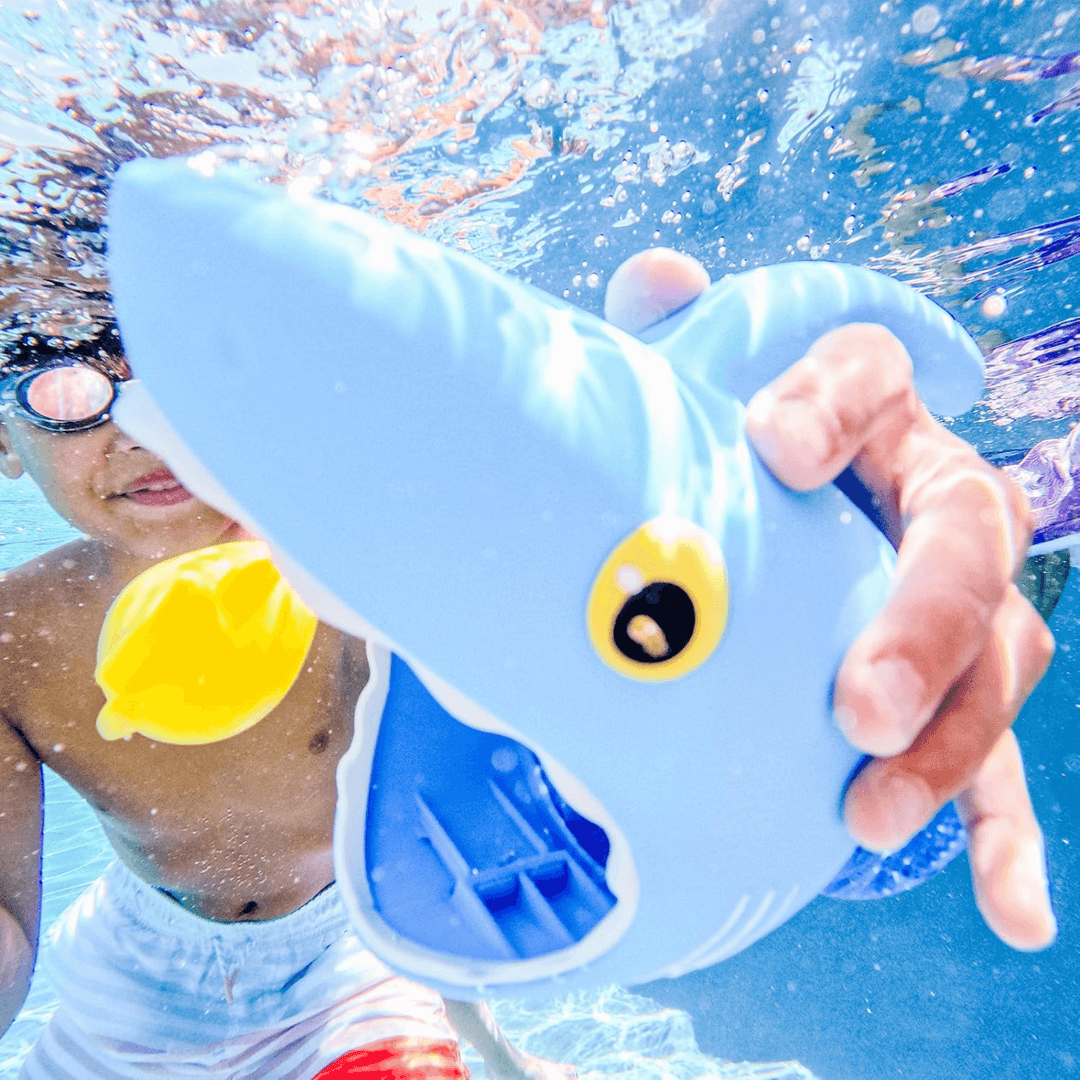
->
<box><xmin>20</xmin><ymin>860</ymin><xmax>468</xmax><ymax>1079</ymax></box>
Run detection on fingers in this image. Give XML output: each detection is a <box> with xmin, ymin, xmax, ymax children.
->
<box><xmin>835</xmin><ymin>460</ymin><xmax>1040</xmax><ymax>757</ymax></box>
<box><xmin>957</xmin><ymin>730</ymin><xmax>1057</xmax><ymax>951</ymax></box>
<box><xmin>863</xmin><ymin>396</ymin><xmax>1034</xmax><ymax>566</ymax></box>
<box><xmin>603</xmin><ymin>248</ymin><xmax>710</xmax><ymax>334</ymax></box>
<box><xmin>843</xmin><ymin>584</ymin><xmax>1054</xmax><ymax>847</ymax></box>
<box><xmin>746</xmin><ymin>322</ymin><xmax>1043</xmax><ymax>763</ymax></box>
<box><xmin>833</xmin><ymin>414</ymin><xmax>1036</xmax><ymax>760</ymax></box>
<box><xmin>745</xmin><ymin>323</ymin><xmax>919</xmax><ymax>501</ymax></box>
<box><xmin>614</xmin><ymin>269</ymin><xmax>1057</xmax><ymax>952</ymax></box>
<box><xmin>739</xmin><ymin>318</ymin><xmax>1055</xmax><ymax>954</ymax></box>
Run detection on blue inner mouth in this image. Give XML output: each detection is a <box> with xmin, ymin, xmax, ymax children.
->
<box><xmin>363</xmin><ymin>653</ymin><xmax>617</xmax><ymax>962</ymax></box>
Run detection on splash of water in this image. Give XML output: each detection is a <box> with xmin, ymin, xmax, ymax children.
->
<box><xmin>867</xmin><ymin>213</ymin><xmax>1080</xmax><ymax>301</ymax></box>
<box><xmin>900</xmin><ymin>40</ymin><xmax>1080</xmax><ymax>123</ymax></box>
<box><xmin>985</xmin><ymin>316</ymin><xmax>1080</xmax><ymax>423</ymax></box>
<box><xmin>0</xmin><ymin>0</ymin><xmax>729</xmax><ymax>352</ymax></box>
<box><xmin>0</xmin><ymin>0</ymin><xmax>549</xmax><ymax>344</ymax></box>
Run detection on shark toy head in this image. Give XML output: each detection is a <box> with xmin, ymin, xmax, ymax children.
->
<box><xmin>106</xmin><ymin>157</ymin><xmax>983</xmax><ymax>999</ymax></box>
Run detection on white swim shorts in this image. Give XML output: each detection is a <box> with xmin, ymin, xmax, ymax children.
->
<box><xmin>19</xmin><ymin>860</ymin><xmax>462</xmax><ymax>1079</ymax></box>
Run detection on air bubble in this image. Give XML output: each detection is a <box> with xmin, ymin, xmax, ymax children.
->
<box><xmin>924</xmin><ymin>77</ymin><xmax>968</xmax><ymax>114</ymax></box>
<box><xmin>911</xmin><ymin>4</ymin><xmax>941</xmax><ymax>34</ymax></box>
<box><xmin>188</xmin><ymin>150</ymin><xmax>218</xmax><ymax>177</ymax></box>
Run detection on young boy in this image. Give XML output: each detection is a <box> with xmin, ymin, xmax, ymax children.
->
<box><xmin>0</xmin><ymin>250</ymin><xmax>1057</xmax><ymax>1078</ymax></box>
<box><xmin>0</xmin><ymin>335</ymin><xmax>573</xmax><ymax>1076</ymax></box>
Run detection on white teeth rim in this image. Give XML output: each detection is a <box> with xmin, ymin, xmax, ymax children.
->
<box><xmin>129</xmin><ymin>480</ymin><xmax>181</xmax><ymax>493</ymax></box>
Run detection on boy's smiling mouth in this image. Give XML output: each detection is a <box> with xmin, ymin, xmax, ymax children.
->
<box><xmin>118</xmin><ymin>467</ymin><xmax>193</xmax><ymax>506</ymax></box>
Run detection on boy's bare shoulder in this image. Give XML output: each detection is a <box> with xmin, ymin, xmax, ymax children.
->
<box><xmin>0</xmin><ymin>538</ymin><xmax>113</xmax><ymax>612</ymax></box>
<box><xmin>0</xmin><ymin>539</ymin><xmax>119</xmax><ymax>716</ymax></box>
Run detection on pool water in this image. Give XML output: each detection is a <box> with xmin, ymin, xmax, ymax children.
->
<box><xmin>1</xmin><ymin>0</ymin><xmax>1079</xmax><ymax>1076</ymax></box>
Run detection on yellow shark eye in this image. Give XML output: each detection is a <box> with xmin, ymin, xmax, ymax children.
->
<box><xmin>587</xmin><ymin>517</ymin><xmax>728</xmax><ymax>682</ymax></box>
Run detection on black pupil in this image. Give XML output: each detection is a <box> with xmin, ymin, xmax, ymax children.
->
<box><xmin>612</xmin><ymin>581</ymin><xmax>696</xmax><ymax>664</ymax></box>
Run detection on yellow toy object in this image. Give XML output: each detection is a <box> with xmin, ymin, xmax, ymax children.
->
<box><xmin>96</xmin><ymin>541</ymin><xmax>318</xmax><ymax>744</ymax></box>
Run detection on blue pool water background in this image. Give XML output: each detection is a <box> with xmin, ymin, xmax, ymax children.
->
<box><xmin>1</xmin><ymin>0</ymin><xmax>1080</xmax><ymax>1075</ymax></box>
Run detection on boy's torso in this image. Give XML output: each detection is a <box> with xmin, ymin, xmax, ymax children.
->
<box><xmin>0</xmin><ymin>538</ymin><xmax>368</xmax><ymax>922</ymax></box>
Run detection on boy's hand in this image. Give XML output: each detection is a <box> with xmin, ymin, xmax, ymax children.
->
<box><xmin>605</xmin><ymin>250</ymin><xmax>1058</xmax><ymax>952</ymax></box>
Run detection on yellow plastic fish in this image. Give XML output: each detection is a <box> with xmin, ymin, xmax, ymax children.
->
<box><xmin>96</xmin><ymin>541</ymin><xmax>318</xmax><ymax>744</ymax></box>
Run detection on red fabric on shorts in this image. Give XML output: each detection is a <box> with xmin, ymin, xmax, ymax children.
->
<box><xmin>312</xmin><ymin>1036</ymin><xmax>471</xmax><ymax>1079</ymax></box>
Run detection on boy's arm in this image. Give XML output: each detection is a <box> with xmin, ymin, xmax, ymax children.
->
<box><xmin>444</xmin><ymin>999</ymin><xmax>576</xmax><ymax>1080</ymax></box>
<box><xmin>0</xmin><ymin>709</ymin><xmax>43</xmax><ymax>1033</ymax></box>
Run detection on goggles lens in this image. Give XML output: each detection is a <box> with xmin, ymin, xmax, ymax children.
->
<box><xmin>24</xmin><ymin>365</ymin><xmax>114</xmax><ymax>422</ymax></box>
<box><xmin>3</xmin><ymin>363</ymin><xmax>121</xmax><ymax>431</ymax></box>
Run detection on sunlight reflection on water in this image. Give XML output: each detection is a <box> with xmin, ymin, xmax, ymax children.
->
<box><xmin>2</xmin><ymin>0</ymin><xmax>1080</xmax><ymax>1074</ymax></box>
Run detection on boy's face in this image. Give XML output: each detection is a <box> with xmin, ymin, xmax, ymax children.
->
<box><xmin>0</xmin><ymin>409</ymin><xmax>239</xmax><ymax>561</ymax></box>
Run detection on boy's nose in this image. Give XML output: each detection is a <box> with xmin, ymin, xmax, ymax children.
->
<box><xmin>103</xmin><ymin>421</ymin><xmax>144</xmax><ymax>454</ymax></box>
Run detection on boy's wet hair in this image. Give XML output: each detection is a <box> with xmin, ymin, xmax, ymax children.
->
<box><xmin>0</xmin><ymin>321</ymin><xmax>128</xmax><ymax>380</ymax></box>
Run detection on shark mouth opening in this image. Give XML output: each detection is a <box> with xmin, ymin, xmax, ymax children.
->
<box><xmin>363</xmin><ymin>654</ymin><xmax>616</xmax><ymax>962</ymax></box>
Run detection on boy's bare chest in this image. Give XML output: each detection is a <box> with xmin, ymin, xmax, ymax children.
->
<box><xmin>9</xmin><ymin>603</ymin><xmax>365</xmax><ymax>859</ymax></box>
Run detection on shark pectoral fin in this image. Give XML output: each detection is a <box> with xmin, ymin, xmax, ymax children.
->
<box><xmin>822</xmin><ymin>801</ymin><xmax>968</xmax><ymax>901</ymax></box>
<box><xmin>335</xmin><ymin>650</ymin><xmax>619</xmax><ymax>985</ymax></box>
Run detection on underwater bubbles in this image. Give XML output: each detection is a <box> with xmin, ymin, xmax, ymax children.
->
<box><xmin>910</xmin><ymin>5</ymin><xmax>942</xmax><ymax>36</ymax></box>
<box><xmin>923</xmin><ymin>75</ymin><xmax>969</xmax><ymax>114</ymax></box>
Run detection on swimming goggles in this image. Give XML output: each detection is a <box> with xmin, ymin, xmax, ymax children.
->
<box><xmin>0</xmin><ymin>361</ymin><xmax>127</xmax><ymax>433</ymax></box>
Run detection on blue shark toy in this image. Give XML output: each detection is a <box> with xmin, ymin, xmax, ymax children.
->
<box><xmin>106</xmin><ymin>157</ymin><xmax>984</xmax><ymax>1000</ymax></box>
